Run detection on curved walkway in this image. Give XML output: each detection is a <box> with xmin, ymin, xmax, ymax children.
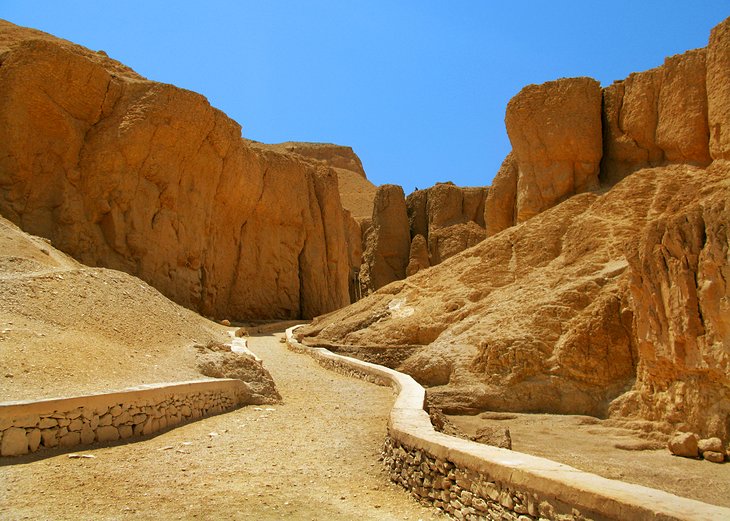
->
<box><xmin>0</xmin><ymin>329</ymin><xmax>443</xmax><ymax>520</ymax></box>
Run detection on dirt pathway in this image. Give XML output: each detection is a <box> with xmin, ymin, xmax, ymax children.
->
<box><xmin>0</xmin><ymin>329</ymin><xmax>443</xmax><ymax>520</ymax></box>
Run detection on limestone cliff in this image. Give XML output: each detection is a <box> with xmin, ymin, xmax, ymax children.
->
<box><xmin>0</xmin><ymin>19</ymin><xmax>350</xmax><ymax>320</ymax></box>
<box><xmin>298</xmin><ymin>17</ymin><xmax>730</xmax><ymax>442</ymax></box>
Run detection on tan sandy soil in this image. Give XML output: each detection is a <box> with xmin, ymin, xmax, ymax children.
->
<box><xmin>0</xmin><ymin>216</ymin><xmax>226</xmax><ymax>402</ymax></box>
<box><xmin>447</xmin><ymin>412</ymin><xmax>730</xmax><ymax>508</ymax></box>
<box><xmin>0</xmin><ymin>330</ymin><xmax>443</xmax><ymax>521</ymax></box>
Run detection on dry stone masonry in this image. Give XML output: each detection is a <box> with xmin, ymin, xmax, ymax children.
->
<box><xmin>0</xmin><ymin>379</ymin><xmax>250</xmax><ymax>456</ymax></box>
<box><xmin>383</xmin><ymin>438</ymin><xmax>576</xmax><ymax>521</ymax></box>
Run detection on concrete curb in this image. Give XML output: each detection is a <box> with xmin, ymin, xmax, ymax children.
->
<box><xmin>286</xmin><ymin>325</ymin><xmax>730</xmax><ymax>521</ymax></box>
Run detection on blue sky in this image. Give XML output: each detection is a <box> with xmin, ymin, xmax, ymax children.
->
<box><xmin>2</xmin><ymin>2</ymin><xmax>727</xmax><ymax>191</ymax></box>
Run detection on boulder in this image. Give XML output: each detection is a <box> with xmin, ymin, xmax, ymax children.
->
<box><xmin>1</xmin><ymin>427</ymin><xmax>29</xmax><ymax>456</ymax></box>
<box><xmin>703</xmin><ymin>451</ymin><xmax>725</xmax><ymax>463</ymax></box>
<box><xmin>472</xmin><ymin>426</ymin><xmax>512</xmax><ymax>450</ymax></box>
<box><xmin>668</xmin><ymin>432</ymin><xmax>700</xmax><ymax>458</ymax></box>
<box><xmin>698</xmin><ymin>437</ymin><xmax>724</xmax><ymax>454</ymax></box>
<box><xmin>506</xmin><ymin>77</ymin><xmax>603</xmax><ymax>222</ymax></box>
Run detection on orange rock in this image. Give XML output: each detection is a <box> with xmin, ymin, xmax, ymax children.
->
<box><xmin>505</xmin><ymin>77</ymin><xmax>603</xmax><ymax>223</ymax></box>
<box><xmin>0</xmin><ymin>20</ymin><xmax>350</xmax><ymax>320</ymax></box>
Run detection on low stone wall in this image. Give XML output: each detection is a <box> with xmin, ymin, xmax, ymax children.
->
<box><xmin>0</xmin><ymin>379</ymin><xmax>250</xmax><ymax>457</ymax></box>
<box><xmin>286</xmin><ymin>326</ymin><xmax>730</xmax><ymax>521</ymax></box>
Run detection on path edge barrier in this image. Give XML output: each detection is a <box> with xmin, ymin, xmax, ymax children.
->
<box><xmin>1</xmin><ymin>378</ymin><xmax>252</xmax><ymax>457</ymax></box>
<box><xmin>286</xmin><ymin>325</ymin><xmax>730</xmax><ymax>521</ymax></box>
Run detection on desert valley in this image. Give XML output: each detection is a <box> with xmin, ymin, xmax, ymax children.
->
<box><xmin>1</xmin><ymin>13</ymin><xmax>729</xmax><ymax>521</ymax></box>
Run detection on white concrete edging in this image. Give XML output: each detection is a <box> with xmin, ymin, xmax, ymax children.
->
<box><xmin>286</xmin><ymin>325</ymin><xmax>730</xmax><ymax>521</ymax></box>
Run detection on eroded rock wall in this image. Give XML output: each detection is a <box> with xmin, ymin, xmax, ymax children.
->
<box><xmin>0</xmin><ymin>21</ymin><xmax>349</xmax><ymax>320</ymax></box>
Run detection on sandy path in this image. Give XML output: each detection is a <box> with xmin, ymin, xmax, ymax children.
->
<box><xmin>0</xmin><ymin>329</ymin><xmax>443</xmax><ymax>520</ymax></box>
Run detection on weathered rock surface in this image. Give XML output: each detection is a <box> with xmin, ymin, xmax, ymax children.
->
<box><xmin>359</xmin><ymin>185</ymin><xmax>410</xmax><ymax>293</ymax></box>
<box><xmin>602</xmin><ymin>49</ymin><xmax>711</xmax><ymax>183</ymax></box>
<box><xmin>300</xmin><ymin>162</ymin><xmax>730</xmax><ymax>441</ymax></box>
<box><xmin>707</xmin><ymin>17</ymin><xmax>730</xmax><ymax>160</ymax></box>
<box><xmin>406</xmin><ymin>234</ymin><xmax>430</xmax><ymax>277</ymax></box>
<box><xmin>506</xmin><ymin>77</ymin><xmax>603</xmax><ymax>223</ymax></box>
<box><xmin>0</xmin><ymin>20</ymin><xmax>350</xmax><ymax>320</ymax></box>
<box><xmin>484</xmin><ymin>153</ymin><xmax>518</xmax><ymax>237</ymax></box>
<box><xmin>668</xmin><ymin>432</ymin><xmax>700</xmax><ymax>458</ymax></box>
<box><xmin>263</xmin><ymin>141</ymin><xmax>377</xmax><ymax>221</ymax></box>
<box><xmin>195</xmin><ymin>341</ymin><xmax>280</xmax><ymax>404</ymax></box>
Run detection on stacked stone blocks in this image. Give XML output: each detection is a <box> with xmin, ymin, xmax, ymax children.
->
<box><xmin>0</xmin><ymin>379</ymin><xmax>248</xmax><ymax>456</ymax></box>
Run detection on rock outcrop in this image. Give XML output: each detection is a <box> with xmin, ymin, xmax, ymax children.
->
<box><xmin>359</xmin><ymin>185</ymin><xmax>410</xmax><ymax>292</ymax></box>
<box><xmin>298</xmin><ymin>17</ymin><xmax>730</xmax><ymax>443</ymax></box>
<box><xmin>0</xmin><ymin>19</ymin><xmax>350</xmax><ymax>320</ymax></box>
<box><xmin>486</xmin><ymin>20</ymin><xmax>728</xmax><ymax>237</ymax></box>
<box><xmin>360</xmin><ymin>182</ymin><xmax>488</xmax><ymax>292</ymax></box>
<box><xmin>505</xmin><ymin>77</ymin><xmax>603</xmax><ymax>223</ymax></box>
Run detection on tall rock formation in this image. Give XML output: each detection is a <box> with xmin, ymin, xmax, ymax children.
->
<box><xmin>505</xmin><ymin>77</ymin><xmax>603</xmax><ymax>223</ymax></box>
<box><xmin>0</xmin><ymin>20</ymin><xmax>350</xmax><ymax>320</ymax></box>
<box><xmin>359</xmin><ymin>185</ymin><xmax>410</xmax><ymax>292</ymax></box>
<box><xmin>298</xmin><ymin>17</ymin><xmax>730</xmax><ymax>443</ymax></box>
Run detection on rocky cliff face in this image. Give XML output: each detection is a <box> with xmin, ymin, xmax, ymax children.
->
<box><xmin>0</xmin><ymin>20</ymin><xmax>350</xmax><ymax>320</ymax></box>
<box><xmin>298</xmin><ymin>17</ymin><xmax>730</xmax><ymax>442</ymax></box>
<box><xmin>486</xmin><ymin>21</ymin><xmax>727</xmax><ymax>237</ymax></box>
<box><xmin>359</xmin><ymin>182</ymin><xmax>487</xmax><ymax>293</ymax></box>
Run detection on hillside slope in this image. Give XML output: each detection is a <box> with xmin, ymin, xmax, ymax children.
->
<box><xmin>298</xmin><ymin>16</ymin><xmax>730</xmax><ymax>443</ymax></box>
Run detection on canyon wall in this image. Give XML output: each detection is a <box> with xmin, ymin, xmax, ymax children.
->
<box><xmin>0</xmin><ymin>20</ymin><xmax>350</xmax><ymax>320</ymax></box>
<box><xmin>299</xmin><ymin>17</ymin><xmax>730</xmax><ymax>442</ymax></box>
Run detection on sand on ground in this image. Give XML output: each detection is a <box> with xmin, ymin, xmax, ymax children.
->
<box><xmin>448</xmin><ymin>412</ymin><xmax>730</xmax><ymax>508</ymax></box>
<box><xmin>0</xmin><ymin>329</ymin><xmax>443</xmax><ymax>521</ymax></box>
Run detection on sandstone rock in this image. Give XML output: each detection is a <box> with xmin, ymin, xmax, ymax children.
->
<box><xmin>472</xmin><ymin>426</ymin><xmax>512</xmax><ymax>450</ymax></box>
<box><xmin>118</xmin><ymin>425</ymin><xmax>133</xmax><ymax>439</ymax></box>
<box><xmin>668</xmin><ymin>432</ymin><xmax>700</xmax><ymax>458</ymax></box>
<box><xmin>1</xmin><ymin>427</ymin><xmax>29</xmax><ymax>456</ymax></box>
<box><xmin>405</xmin><ymin>183</ymin><xmax>488</xmax><ymax>270</ymax></box>
<box><xmin>399</xmin><ymin>351</ymin><xmax>452</xmax><ymax>386</ymax></box>
<box><xmin>703</xmin><ymin>451</ymin><xmax>725</xmax><ymax>463</ymax></box>
<box><xmin>59</xmin><ymin>431</ymin><xmax>81</xmax><ymax>448</ymax></box>
<box><xmin>196</xmin><ymin>342</ymin><xmax>280</xmax><ymax>405</ymax></box>
<box><xmin>698</xmin><ymin>437</ymin><xmax>724</xmax><ymax>454</ymax></box>
<box><xmin>27</xmin><ymin>428</ymin><xmax>41</xmax><ymax>452</ymax></box>
<box><xmin>13</xmin><ymin>415</ymin><xmax>39</xmax><ymax>428</ymax></box>
<box><xmin>506</xmin><ymin>77</ymin><xmax>602</xmax><ymax>223</ymax></box>
<box><xmin>41</xmin><ymin>428</ymin><xmax>58</xmax><ymax>448</ymax></box>
<box><xmin>38</xmin><ymin>418</ymin><xmax>57</xmax><ymax>429</ymax></box>
<box><xmin>707</xmin><ymin>17</ymin><xmax>730</xmax><ymax>159</ymax></box>
<box><xmin>0</xmin><ymin>20</ymin><xmax>350</xmax><ymax>320</ymax></box>
<box><xmin>406</xmin><ymin>189</ymin><xmax>429</xmax><ymax>241</ymax></box>
<box><xmin>273</xmin><ymin>142</ymin><xmax>367</xmax><ymax>178</ymax></box>
<box><xmin>360</xmin><ymin>185</ymin><xmax>410</xmax><ymax>293</ymax></box>
<box><xmin>428</xmin><ymin>222</ymin><xmax>486</xmax><ymax>265</ymax></box>
<box><xmin>406</xmin><ymin>234</ymin><xmax>430</xmax><ymax>277</ymax></box>
<box><xmin>96</xmin><ymin>425</ymin><xmax>119</xmax><ymax>442</ymax></box>
<box><xmin>80</xmin><ymin>424</ymin><xmax>95</xmax><ymax>444</ymax></box>
<box><xmin>68</xmin><ymin>418</ymin><xmax>83</xmax><ymax>432</ymax></box>
<box><xmin>484</xmin><ymin>153</ymin><xmax>518</xmax><ymax>237</ymax></box>
<box><xmin>602</xmin><ymin>49</ymin><xmax>711</xmax><ymax>183</ymax></box>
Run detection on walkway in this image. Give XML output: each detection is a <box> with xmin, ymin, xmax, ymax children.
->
<box><xmin>0</xmin><ymin>328</ymin><xmax>443</xmax><ymax>520</ymax></box>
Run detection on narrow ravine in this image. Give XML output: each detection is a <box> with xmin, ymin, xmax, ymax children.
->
<box><xmin>0</xmin><ymin>327</ymin><xmax>444</xmax><ymax>521</ymax></box>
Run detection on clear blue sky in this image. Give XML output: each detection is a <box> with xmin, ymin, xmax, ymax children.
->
<box><xmin>2</xmin><ymin>2</ymin><xmax>727</xmax><ymax>191</ymax></box>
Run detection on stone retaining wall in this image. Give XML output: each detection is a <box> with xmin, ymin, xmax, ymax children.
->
<box><xmin>286</xmin><ymin>326</ymin><xmax>730</xmax><ymax>521</ymax></box>
<box><xmin>0</xmin><ymin>379</ymin><xmax>250</xmax><ymax>457</ymax></box>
